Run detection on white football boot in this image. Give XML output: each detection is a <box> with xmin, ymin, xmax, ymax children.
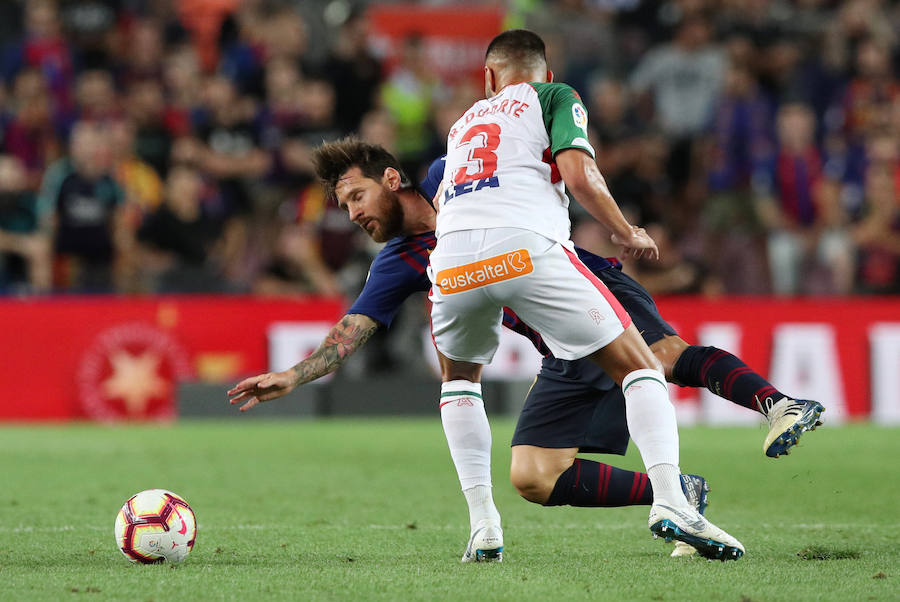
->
<box><xmin>671</xmin><ymin>474</ymin><xmax>709</xmax><ymax>558</ymax></box>
<box><xmin>461</xmin><ymin>519</ymin><xmax>503</xmax><ymax>563</ymax></box>
<box><xmin>649</xmin><ymin>502</ymin><xmax>744</xmax><ymax>561</ymax></box>
<box><xmin>758</xmin><ymin>397</ymin><xmax>825</xmax><ymax>458</ymax></box>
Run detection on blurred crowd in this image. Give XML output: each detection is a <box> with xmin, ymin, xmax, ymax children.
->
<box><xmin>0</xmin><ymin>0</ymin><xmax>898</xmax><ymax>299</ymax></box>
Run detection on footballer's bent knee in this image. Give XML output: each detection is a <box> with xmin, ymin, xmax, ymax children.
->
<box><xmin>509</xmin><ymin>445</ymin><xmax>577</xmax><ymax>505</ymax></box>
<box><xmin>649</xmin><ymin>335</ymin><xmax>690</xmax><ymax>381</ymax></box>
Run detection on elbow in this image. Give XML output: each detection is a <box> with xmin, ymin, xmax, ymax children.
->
<box><xmin>562</xmin><ymin>169</ymin><xmax>596</xmax><ymax>201</ymax></box>
<box><xmin>556</xmin><ymin>151</ymin><xmax>601</xmax><ymax>198</ymax></box>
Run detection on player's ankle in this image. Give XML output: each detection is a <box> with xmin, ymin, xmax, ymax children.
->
<box><xmin>464</xmin><ymin>484</ymin><xmax>500</xmax><ymax>530</ymax></box>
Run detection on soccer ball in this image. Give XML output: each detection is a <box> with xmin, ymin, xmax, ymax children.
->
<box><xmin>114</xmin><ymin>489</ymin><xmax>197</xmax><ymax>563</ymax></box>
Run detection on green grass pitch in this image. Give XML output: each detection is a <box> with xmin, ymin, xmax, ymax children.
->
<box><xmin>0</xmin><ymin>419</ymin><xmax>896</xmax><ymax>601</ymax></box>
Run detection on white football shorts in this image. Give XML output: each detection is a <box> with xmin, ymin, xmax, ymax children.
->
<box><xmin>428</xmin><ymin>228</ymin><xmax>631</xmax><ymax>363</ymax></box>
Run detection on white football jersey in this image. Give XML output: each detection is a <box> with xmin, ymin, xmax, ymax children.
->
<box><xmin>437</xmin><ymin>82</ymin><xmax>595</xmax><ymax>243</ymax></box>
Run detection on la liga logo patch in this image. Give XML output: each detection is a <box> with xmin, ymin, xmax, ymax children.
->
<box><xmin>572</xmin><ymin>103</ymin><xmax>588</xmax><ymax>131</ymax></box>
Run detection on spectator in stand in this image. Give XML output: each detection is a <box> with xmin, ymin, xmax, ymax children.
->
<box><xmin>176</xmin><ymin>0</ymin><xmax>240</xmax><ymax>73</ymax></box>
<box><xmin>358</xmin><ymin>108</ymin><xmax>397</xmax><ymax>156</ymax></box>
<box><xmin>755</xmin><ymin>103</ymin><xmax>853</xmax><ymax>295</ymax></box>
<box><xmin>218</xmin><ymin>3</ymin><xmax>266</xmax><ymax>98</ymax></box>
<box><xmin>707</xmin><ymin>64</ymin><xmax>775</xmax><ymax>197</ymax></box>
<box><xmin>175</xmin><ymin>74</ymin><xmax>269</xmax><ymax>283</ymax></box>
<box><xmin>853</xmin><ymin>148</ymin><xmax>900</xmax><ymax>294</ymax></box>
<box><xmin>825</xmin><ymin>0</ymin><xmax>896</xmax><ymax>81</ymax></box>
<box><xmin>700</xmin><ymin>63</ymin><xmax>774</xmax><ymax>294</ymax></box>
<box><xmin>273</xmin><ymin>76</ymin><xmax>342</xmax><ymax>202</ymax></box>
<box><xmin>72</xmin><ymin>69</ymin><xmax>122</xmax><ymax>123</ymax></box>
<box><xmin>840</xmin><ymin>37</ymin><xmax>900</xmax><ymax>143</ymax></box>
<box><xmin>297</xmin><ymin>78</ymin><xmax>341</xmax><ymax>145</ymax></box>
<box><xmin>321</xmin><ymin>9</ymin><xmax>382</xmax><ymax>135</ymax></box>
<box><xmin>261</xmin><ymin>7</ymin><xmax>310</xmax><ymax>68</ymax></box>
<box><xmin>288</xmin><ymin>180</ymin><xmax>357</xmax><ymax>298</ymax></box>
<box><xmin>125</xmin><ymin>79</ymin><xmax>173</xmax><ymax>177</ymax></box>
<box><xmin>590</xmin><ymin>77</ymin><xmax>644</xmax><ymax>150</ymax></box>
<box><xmin>524</xmin><ymin>0</ymin><xmax>620</xmax><ymax>93</ymax></box>
<box><xmin>109</xmin><ymin>119</ymin><xmax>163</xmax><ymax>218</ymax></box>
<box><xmin>1</xmin><ymin>0</ymin><xmax>75</xmax><ymax>112</ymax></box>
<box><xmin>587</xmin><ymin>77</ymin><xmax>658</xmax><ymax>224</ymax></box>
<box><xmin>109</xmin><ymin>118</ymin><xmax>163</xmax><ymax>292</ymax></box>
<box><xmin>184</xmin><ymin>74</ymin><xmax>270</xmax><ymax>217</ymax></box>
<box><xmin>3</xmin><ymin>67</ymin><xmax>64</xmax><ymax>190</ymax></box>
<box><xmin>116</xmin><ymin>18</ymin><xmax>166</xmax><ymax>88</ymax></box>
<box><xmin>55</xmin><ymin>68</ymin><xmax>122</xmax><ymax>139</ymax></box>
<box><xmin>260</xmin><ymin>57</ymin><xmax>309</xmax><ymax>194</ymax></box>
<box><xmin>262</xmin><ymin>57</ymin><xmax>303</xmax><ymax>128</ymax></box>
<box><xmin>37</xmin><ymin>120</ymin><xmax>129</xmax><ymax>292</ymax></box>
<box><xmin>0</xmin><ymin>154</ymin><xmax>51</xmax><ymax>293</ymax></box>
<box><xmin>252</xmin><ymin>220</ymin><xmax>341</xmax><ymax>297</ymax></box>
<box><xmin>380</xmin><ymin>35</ymin><xmax>441</xmax><ymax>177</ymax></box>
<box><xmin>57</xmin><ymin>0</ymin><xmax>119</xmax><ymax>72</ymax></box>
<box><xmin>629</xmin><ymin>14</ymin><xmax>726</xmax><ymax>192</ymax></box>
<box><xmin>137</xmin><ymin>164</ymin><xmax>230</xmax><ymax>293</ymax></box>
<box><xmin>0</xmin><ymin>0</ymin><xmax>895</xmax><ymax>301</ymax></box>
<box><xmin>161</xmin><ymin>45</ymin><xmax>203</xmax><ymax>138</ymax></box>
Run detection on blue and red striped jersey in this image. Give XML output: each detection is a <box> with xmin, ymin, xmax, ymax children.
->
<box><xmin>347</xmin><ymin>231</ymin><xmax>435</xmax><ymax>328</ymax></box>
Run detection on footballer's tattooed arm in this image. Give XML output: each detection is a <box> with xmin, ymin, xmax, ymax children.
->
<box><xmin>227</xmin><ymin>314</ymin><xmax>379</xmax><ymax>412</ymax></box>
<box><xmin>292</xmin><ymin>314</ymin><xmax>379</xmax><ymax>385</ymax></box>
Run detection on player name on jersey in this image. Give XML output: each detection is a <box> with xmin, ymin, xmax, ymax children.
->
<box><xmin>448</xmin><ymin>99</ymin><xmax>530</xmax><ymax>140</ymax></box>
<box><xmin>442</xmin><ymin>175</ymin><xmax>499</xmax><ymax>203</ymax></box>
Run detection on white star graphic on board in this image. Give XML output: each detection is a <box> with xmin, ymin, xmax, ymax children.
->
<box><xmin>101</xmin><ymin>350</ymin><xmax>169</xmax><ymax>416</ymax></box>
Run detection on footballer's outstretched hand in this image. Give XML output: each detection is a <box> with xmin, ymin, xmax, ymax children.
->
<box><xmin>228</xmin><ymin>371</ymin><xmax>298</xmax><ymax>412</ymax></box>
<box><xmin>611</xmin><ymin>226</ymin><xmax>659</xmax><ymax>261</ymax></box>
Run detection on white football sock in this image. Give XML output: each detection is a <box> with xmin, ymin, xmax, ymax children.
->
<box><xmin>646</xmin><ymin>463</ymin><xmax>685</xmax><ymax>506</ymax></box>
<box><xmin>622</xmin><ymin>368</ymin><xmax>689</xmax><ymax>508</ymax></box>
<box><xmin>462</xmin><ymin>484</ymin><xmax>501</xmax><ymax>530</ymax></box>
<box><xmin>440</xmin><ymin>380</ymin><xmax>500</xmax><ymax>529</ymax></box>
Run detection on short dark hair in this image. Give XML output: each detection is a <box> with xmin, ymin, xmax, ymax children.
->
<box><xmin>312</xmin><ymin>137</ymin><xmax>411</xmax><ymax>201</ymax></box>
<box><xmin>485</xmin><ymin>29</ymin><xmax>547</xmax><ymax>68</ymax></box>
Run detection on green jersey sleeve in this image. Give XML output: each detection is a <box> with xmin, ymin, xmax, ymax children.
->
<box><xmin>531</xmin><ymin>82</ymin><xmax>595</xmax><ymax>158</ymax></box>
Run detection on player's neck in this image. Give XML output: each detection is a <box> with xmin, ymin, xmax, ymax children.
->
<box><xmin>493</xmin><ymin>80</ymin><xmax>527</xmax><ymax>96</ymax></box>
<box><xmin>400</xmin><ymin>192</ymin><xmax>436</xmax><ymax>235</ymax></box>
<box><xmin>492</xmin><ymin>69</ymin><xmax>548</xmax><ymax>94</ymax></box>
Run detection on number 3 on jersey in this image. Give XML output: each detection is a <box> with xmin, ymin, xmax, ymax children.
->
<box><xmin>453</xmin><ymin>123</ymin><xmax>501</xmax><ymax>185</ymax></box>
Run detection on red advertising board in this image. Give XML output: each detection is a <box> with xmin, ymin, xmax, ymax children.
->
<box><xmin>653</xmin><ymin>296</ymin><xmax>900</xmax><ymax>420</ymax></box>
<box><xmin>1</xmin><ymin>295</ymin><xmax>898</xmax><ymax>422</ymax></box>
<box><xmin>368</xmin><ymin>4</ymin><xmax>504</xmax><ymax>86</ymax></box>
<box><xmin>0</xmin><ymin>296</ymin><xmax>343</xmax><ymax>421</ymax></box>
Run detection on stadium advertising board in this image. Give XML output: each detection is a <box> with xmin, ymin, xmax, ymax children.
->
<box><xmin>0</xmin><ymin>296</ymin><xmax>898</xmax><ymax>423</ymax></box>
<box><xmin>0</xmin><ymin>296</ymin><xmax>343</xmax><ymax>421</ymax></box>
<box><xmin>367</xmin><ymin>4</ymin><xmax>504</xmax><ymax>87</ymax></box>
<box><xmin>653</xmin><ymin>297</ymin><xmax>899</xmax><ymax>424</ymax></box>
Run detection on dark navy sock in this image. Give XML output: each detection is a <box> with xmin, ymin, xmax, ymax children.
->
<box><xmin>672</xmin><ymin>345</ymin><xmax>786</xmax><ymax>413</ymax></box>
<box><xmin>544</xmin><ymin>458</ymin><xmax>652</xmax><ymax>507</ymax></box>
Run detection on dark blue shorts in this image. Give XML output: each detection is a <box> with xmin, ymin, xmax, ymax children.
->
<box><xmin>510</xmin><ymin>267</ymin><xmax>678</xmax><ymax>454</ymax></box>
